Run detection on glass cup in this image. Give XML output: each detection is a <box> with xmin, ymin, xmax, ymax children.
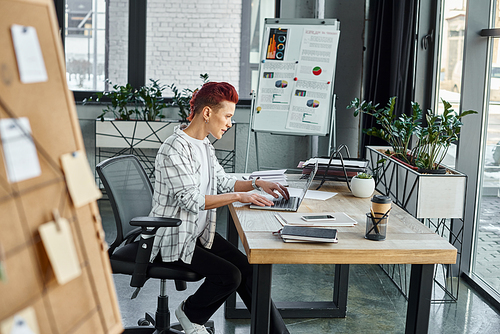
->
<box><xmin>365</xmin><ymin>213</ymin><xmax>387</xmax><ymax>241</ymax></box>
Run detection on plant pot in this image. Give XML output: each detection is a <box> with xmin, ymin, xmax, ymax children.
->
<box><xmin>350</xmin><ymin>177</ymin><xmax>375</xmax><ymax>198</ymax></box>
<box><xmin>366</xmin><ymin>146</ymin><xmax>467</xmax><ymax>219</ymax></box>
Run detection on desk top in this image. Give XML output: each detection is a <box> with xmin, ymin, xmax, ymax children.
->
<box><xmin>229</xmin><ymin>177</ymin><xmax>457</xmax><ymax>265</ymax></box>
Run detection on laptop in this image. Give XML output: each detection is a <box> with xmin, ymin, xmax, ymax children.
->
<box><xmin>250</xmin><ymin>161</ymin><xmax>319</xmax><ymax>212</ymax></box>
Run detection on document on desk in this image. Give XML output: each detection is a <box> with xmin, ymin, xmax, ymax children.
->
<box><xmin>276</xmin><ymin>212</ymin><xmax>357</xmax><ymax>227</ymax></box>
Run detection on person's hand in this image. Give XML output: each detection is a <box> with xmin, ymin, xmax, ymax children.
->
<box><xmin>258</xmin><ymin>180</ymin><xmax>289</xmax><ymax>200</ymax></box>
<box><xmin>238</xmin><ymin>192</ymin><xmax>274</xmax><ymax>207</ymax></box>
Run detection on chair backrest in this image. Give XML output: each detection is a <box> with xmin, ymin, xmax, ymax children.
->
<box><xmin>96</xmin><ymin>155</ymin><xmax>154</xmax><ymax>254</ymax></box>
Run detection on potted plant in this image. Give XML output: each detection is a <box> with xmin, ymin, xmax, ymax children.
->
<box><xmin>349</xmin><ymin>97</ymin><xmax>477</xmax><ymax>219</ymax></box>
<box><xmin>349</xmin><ymin>97</ymin><xmax>477</xmax><ymax>173</ymax></box>
<box><xmin>412</xmin><ymin>100</ymin><xmax>477</xmax><ymax>172</ymax></box>
<box><xmin>350</xmin><ymin>172</ymin><xmax>375</xmax><ymax>198</ymax></box>
<box><xmin>169</xmin><ymin>73</ymin><xmax>209</xmax><ymax>121</ymax></box>
<box><xmin>86</xmin><ymin>79</ymin><xmax>167</xmax><ymax>121</ymax></box>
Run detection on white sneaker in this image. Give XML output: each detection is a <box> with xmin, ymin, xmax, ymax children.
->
<box><xmin>175</xmin><ymin>300</ymin><xmax>210</xmax><ymax>334</ymax></box>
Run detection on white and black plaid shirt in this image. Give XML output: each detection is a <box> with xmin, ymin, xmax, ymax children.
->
<box><xmin>149</xmin><ymin>126</ymin><xmax>236</xmax><ymax>264</ymax></box>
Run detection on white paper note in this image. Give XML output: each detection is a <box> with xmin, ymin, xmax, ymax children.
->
<box><xmin>60</xmin><ymin>150</ymin><xmax>102</xmax><ymax>208</ymax></box>
<box><xmin>0</xmin><ymin>118</ymin><xmax>41</xmax><ymax>183</ymax></box>
<box><xmin>0</xmin><ymin>306</ymin><xmax>39</xmax><ymax>334</ymax></box>
<box><xmin>11</xmin><ymin>24</ymin><xmax>48</xmax><ymax>84</ymax></box>
<box><xmin>39</xmin><ymin>215</ymin><xmax>81</xmax><ymax>285</ymax></box>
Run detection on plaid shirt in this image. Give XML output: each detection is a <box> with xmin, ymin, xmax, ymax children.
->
<box><xmin>149</xmin><ymin>126</ymin><xmax>236</xmax><ymax>264</ymax></box>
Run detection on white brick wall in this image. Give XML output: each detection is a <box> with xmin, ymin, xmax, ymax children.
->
<box><xmin>108</xmin><ymin>0</ymin><xmax>242</xmax><ymax>94</ymax></box>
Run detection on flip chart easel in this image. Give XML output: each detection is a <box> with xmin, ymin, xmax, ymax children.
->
<box><xmin>245</xmin><ymin>18</ymin><xmax>340</xmax><ymax>172</ymax></box>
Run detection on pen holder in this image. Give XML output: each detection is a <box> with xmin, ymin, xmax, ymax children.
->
<box><xmin>365</xmin><ymin>213</ymin><xmax>387</xmax><ymax>241</ymax></box>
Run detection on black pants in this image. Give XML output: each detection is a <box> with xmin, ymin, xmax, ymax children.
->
<box><xmin>170</xmin><ymin>232</ymin><xmax>289</xmax><ymax>334</ymax></box>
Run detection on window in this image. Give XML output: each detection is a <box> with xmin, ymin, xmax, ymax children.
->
<box><xmin>64</xmin><ymin>0</ymin><xmax>128</xmax><ymax>92</ymax></box>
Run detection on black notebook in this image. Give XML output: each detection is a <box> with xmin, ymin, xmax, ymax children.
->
<box><xmin>280</xmin><ymin>225</ymin><xmax>338</xmax><ymax>243</ymax></box>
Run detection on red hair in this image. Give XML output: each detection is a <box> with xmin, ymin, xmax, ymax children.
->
<box><xmin>188</xmin><ymin>82</ymin><xmax>239</xmax><ymax>122</ymax></box>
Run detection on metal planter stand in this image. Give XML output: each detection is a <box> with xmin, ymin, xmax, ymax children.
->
<box><xmin>366</xmin><ymin>146</ymin><xmax>465</xmax><ymax>303</ymax></box>
<box><xmin>95</xmin><ymin>119</ymin><xmax>236</xmax><ymax>186</ymax></box>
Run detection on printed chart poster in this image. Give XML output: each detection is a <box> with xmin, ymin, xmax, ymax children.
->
<box><xmin>266</xmin><ymin>28</ymin><xmax>288</xmax><ymax>61</ymax></box>
<box><xmin>297</xmin><ymin>28</ymin><xmax>340</xmax><ymax>81</ymax></box>
<box><xmin>286</xmin><ymin>79</ymin><xmax>331</xmax><ymax>133</ymax></box>
<box><xmin>255</xmin><ymin>61</ymin><xmax>296</xmax><ymax>111</ymax></box>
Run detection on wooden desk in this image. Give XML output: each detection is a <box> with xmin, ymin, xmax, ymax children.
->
<box><xmin>224</xmin><ymin>179</ymin><xmax>457</xmax><ymax>334</ymax></box>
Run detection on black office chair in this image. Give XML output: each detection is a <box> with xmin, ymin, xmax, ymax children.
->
<box><xmin>96</xmin><ymin>155</ymin><xmax>215</xmax><ymax>334</ymax></box>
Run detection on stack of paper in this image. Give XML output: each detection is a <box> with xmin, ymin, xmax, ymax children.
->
<box><xmin>250</xmin><ymin>169</ymin><xmax>287</xmax><ymax>186</ymax></box>
<box><xmin>275</xmin><ymin>212</ymin><xmax>357</xmax><ymax>227</ymax></box>
<box><xmin>301</xmin><ymin>157</ymin><xmax>368</xmax><ymax>169</ymax></box>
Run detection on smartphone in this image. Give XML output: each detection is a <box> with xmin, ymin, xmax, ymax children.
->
<box><xmin>301</xmin><ymin>214</ymin><xmax>335</xmax><ymax>221</ymax></box>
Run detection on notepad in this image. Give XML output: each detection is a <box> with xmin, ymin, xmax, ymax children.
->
<box><xmin>276</xmin><ymin>212</ymin><xmax>357</xmax><ymax>227</ymax></box>
<box><xmin>280</xmin><ymin>225</ymin><xmax>338</xmax><ymax>243</ymax></box>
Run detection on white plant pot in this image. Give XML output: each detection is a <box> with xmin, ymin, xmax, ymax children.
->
<box><xmin>350</xmin><ymin>177</ymin><xmax>375</xmax><ymax>198</ymax></box>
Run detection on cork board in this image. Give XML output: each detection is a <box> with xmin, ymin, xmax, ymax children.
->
<box><xmin>0</xmin><ymin>0</ymin><xmax>123</xmax><ymax>333</ymax></box>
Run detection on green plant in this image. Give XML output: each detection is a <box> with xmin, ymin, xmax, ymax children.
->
<box><xmin>411</xmin><ymin>99</ymin><xmax>477</xmax><ymax>170</ymax></box>
<box><xmin>169</xmin><ymin>73</ymin><xmax>209</xmax><ymax>120</ymax></box>
<box><xmin>137</xmin><ymin>79</ymin><xmax>167</xmax><ymax>121</ymax></box>
<box><xmin>86</xmin><ymin>81</ymin><xmax>137</xmax><ymax>121</ymax></box>
<box><xmin>349</xmin><ymin>97</ymin><xmax>477</xmax><ymax>171</ymax></box>
<box><xmin>355</xmin><ymin>172</ymin><xmax>373</xmax><ymax>179</ymax></box>
<box><xmin>348</xmin><ymin>97</ymin><xmax>422</xmax><ymax>165</ymax></box>
<box><xmin>84</xmin><ymin>79</ymin><xmax>167</xmax><ymax>121</ymax></box>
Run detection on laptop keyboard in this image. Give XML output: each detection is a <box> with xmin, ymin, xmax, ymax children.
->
<box><xmin>273</xmin><ymin>196</ymin><xmax>297</xmax><ymax>208</ymax></box>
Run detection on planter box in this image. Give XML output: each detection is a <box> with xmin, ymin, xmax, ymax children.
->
<box><xmin>95</xmin><ymin>119</ymin><xmax>236</xmax><ymax>174</ymax></box>
<box><xmin>366</xmin><ymin>146</ymin><xmax>467</xmax><ymax>219</ymax></box>
<box><xmin>96</xmin><ymin>119</ymin><xmax>178</xmax><ymax>149</ymax></box>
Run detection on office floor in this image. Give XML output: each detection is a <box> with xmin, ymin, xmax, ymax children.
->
<box><xmin>98</xmin><ymin>200</ymin><xmax>500</xmax><ymax>334</ymax></box>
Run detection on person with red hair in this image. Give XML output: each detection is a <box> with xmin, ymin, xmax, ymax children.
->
<box><xmin>149</xmin><ymin>81</ymin><xmax>290</xmax><ymax>334</ymax></box>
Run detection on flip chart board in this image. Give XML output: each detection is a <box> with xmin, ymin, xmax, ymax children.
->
<box><xmin>0</xmin><ymin>0</ymin><xmax>122</xmax><ymax>333</ymax></box>
<box><xmin>252</xmin><ymin>18</ymin><xmax>340</xmax><ymax>136</ymax></box>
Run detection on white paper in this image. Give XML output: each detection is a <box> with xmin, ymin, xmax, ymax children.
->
<box><xmin>297</xmin><ymin>28</ymin><xmax>340</xmax><ymax>81</ymax></box>
<box><xmin>0</xmin><ymin>306</ymin><xmax>39</xmax><ymax>334</ymax></box>
<box><xmin>286</xmin><ymin>79</ymin><xmax>331</xmax><ymax>132</ymax></box>
<box><xmin>276</xmin><ymin>211</ymin><xmax>358</xmax><ymax>227</ymax></box>
<box><xmin>9</xmin><ymin>315</ymin><xmax>36</xmax><ymax>334</ymax></box>
<box><xmin>0</xmin><ymin>118</ymin><xmax>41</xmax><ymax>183</ymax></box>
<box><xmin>255</xmin><ymin>61</ymin><xmax>296</xmax><ymax>111</ymax></box>
<box><xmin>305</xmin><ymin>190</ymin><xmax>337</xmax><ymax>201</ymax></box>
<box><xmin>11</xmin><ymin>25</ymin><xmax>48</xmax><ymax>84</ymax></box>
<box><xmin>39</xmin><ymin>216</ymin><xmax>82</xmax><ymax>285</ymax></box>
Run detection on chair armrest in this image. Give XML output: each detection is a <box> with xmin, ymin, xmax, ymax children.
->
<box><xmin>130</xmin><ymin>216</ymin><xmax>182</xmax><ymax>227</ymax></box>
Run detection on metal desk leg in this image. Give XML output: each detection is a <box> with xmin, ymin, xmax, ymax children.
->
<box><xmin>405</xmin><ymin>264</ymin><xmax>434</xmax><ymax>334</ymax></box>
<box><xmin>251</xmin><ymin>264</ymin><xmax>273</xmax><ymax>334</ymax></box>
<box><xmin>225</xmin><ymin>207</ymin><xmax>248</xmax><ymax>318</ymax></box>
<box><xmin>333</xmin><ymin>264</ymin><xmax>349</xmax><ymax>315</ymax></box>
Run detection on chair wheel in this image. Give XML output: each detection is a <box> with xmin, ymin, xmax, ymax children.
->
<box><xmin>137</xmin><ymin>318</ymin><xmax>150</xmax><ymax>326</ymax></box>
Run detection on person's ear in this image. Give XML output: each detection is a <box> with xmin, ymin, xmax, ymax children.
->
<box><xmin>203</xmin><ymin>106</ymin><xmax>211</xmax><ymax>122</ymax></box>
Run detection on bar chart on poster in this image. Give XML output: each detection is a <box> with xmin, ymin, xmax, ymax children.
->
<box><xmin>252</xmin><ymin>18</ymin><xmax>340</xmax><ymax>136</ymax></box>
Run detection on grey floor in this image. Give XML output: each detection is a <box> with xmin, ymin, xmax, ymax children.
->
<box><xmin>98</xmin><ymin>200</ymin><xmax>500</xmax><ymax>334</ymax></box>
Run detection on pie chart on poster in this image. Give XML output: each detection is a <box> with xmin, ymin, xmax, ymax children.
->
<box><xmin>275</xmin><ymin>80</ymin><xmax>288</xmax><ymax>88</ymax></box>
<box><xmin>312</xmin><ymin>66</ymin><xmax>322</xmax><ymax>76</ymax></box>
<box><xmin>307</xmin><ymin>99</ymin><xmax>320</xmax><ymax>108</ymax></box>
